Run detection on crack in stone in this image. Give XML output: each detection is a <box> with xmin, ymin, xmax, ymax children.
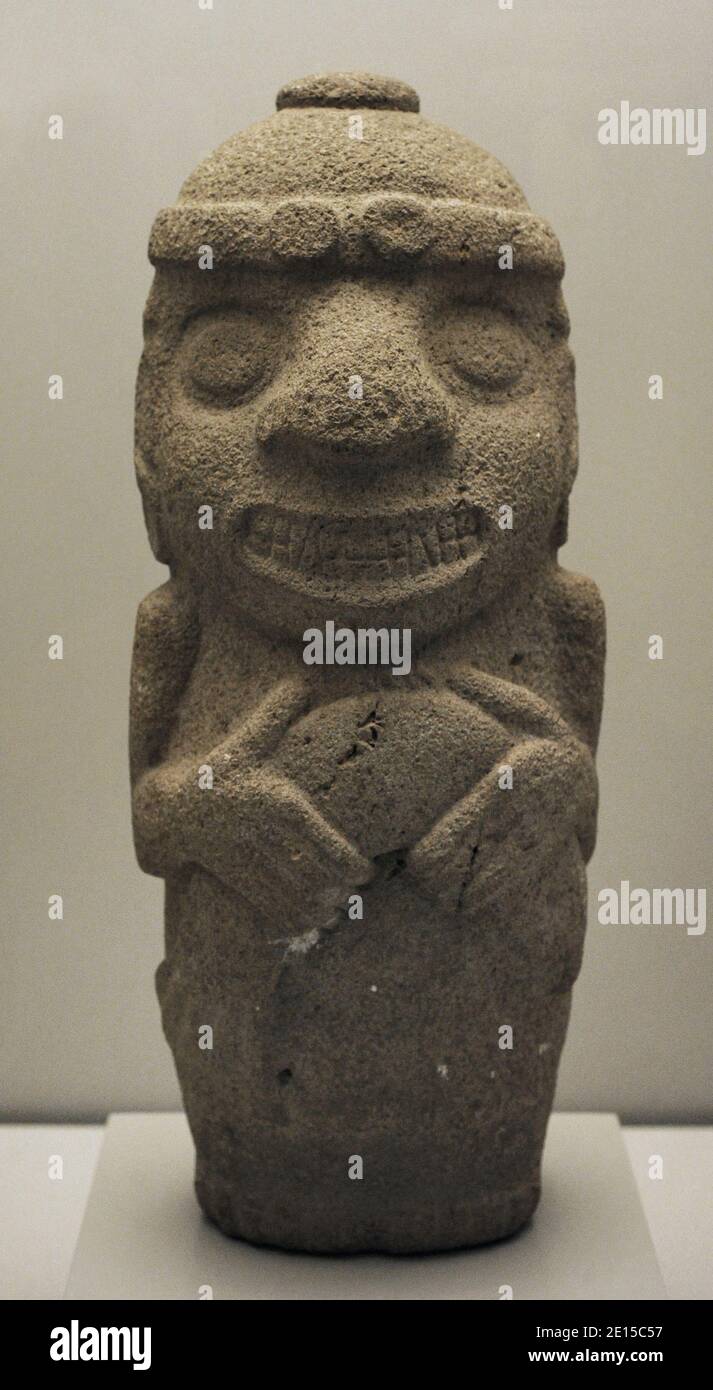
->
<box><xmin>457</xmin><ymin>843</ymin><xmax>480</xmax><ymax>912</ymax></box>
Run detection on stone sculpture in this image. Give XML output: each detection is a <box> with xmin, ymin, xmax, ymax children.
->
<box><xmin>131</xmin><ymin>73</ymin><xmax>605</xmax><ymax>1252</ymax></box>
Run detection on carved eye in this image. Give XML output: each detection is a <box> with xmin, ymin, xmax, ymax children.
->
<box><xmin>179</xmin><ymin>308</ymin><xmax>274</xmax><ymax>404</ymax></box>
<box><xmin>438</xmin><ymin>305</ymin><xmax>529</xmax><ymax>389</ymax></box>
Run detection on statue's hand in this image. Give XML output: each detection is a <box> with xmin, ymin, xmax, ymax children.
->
<box><xmin>133</xmin><ymin>677</ymin><xmax>373</xmax><ymax>928</ymax></box>
<box><xmin>406</xmin><ymin>734</ymin><xmax>597</xmax><ymax>921</ymax></box>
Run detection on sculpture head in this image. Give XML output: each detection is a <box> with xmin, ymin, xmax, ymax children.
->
<box><xmin>136</xmin><ymin>72</ymin><xmax>576</xmax><ymax>646</ymax></box>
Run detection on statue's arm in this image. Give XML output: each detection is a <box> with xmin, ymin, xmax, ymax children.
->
<box><xmin>408</xmin><ymin>581</ymin><xmax>605</xmax><ymax>917</ymax></box>
<box><xmin>545</xmin><ymin>568</ymin><xmax>606</xmax><ymax>756</ymax></box>
<box><xmin>129</xmin><ymin>588</ymin><xmax>373</xmax><ymax>920</ymax></box>
<box><xmin>129</xmin><ymin>580</ymin><xmax>200</xmax><ymax>875</ymax></box>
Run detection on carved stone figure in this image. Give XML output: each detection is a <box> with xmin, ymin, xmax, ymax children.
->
<box><xmin>131</xmin><ymin>73</ymin><xmax>605</xmax><ymax>1253</ymax></box>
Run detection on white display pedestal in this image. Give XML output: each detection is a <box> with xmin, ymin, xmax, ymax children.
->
<box><xmin>64</xmin><ymin>1112</ymin><xmax>666</xmax><ymax>1300</ymax></box>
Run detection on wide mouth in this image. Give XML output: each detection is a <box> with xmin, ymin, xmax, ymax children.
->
<box><xmin>239</xmin><ymin>501</ymin><xmax>486</xmax><ymax>602</ymax></box>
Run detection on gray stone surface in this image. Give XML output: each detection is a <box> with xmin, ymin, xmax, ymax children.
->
<box><xmin>64</xmin><ymin>1114</ymin><xmax>664</xmax><ymax>1300</ymax></box>
<box><xmin>131</xmin><ymin>73</ymin><xmax>605</xmax><ymax>1252</ymax></box>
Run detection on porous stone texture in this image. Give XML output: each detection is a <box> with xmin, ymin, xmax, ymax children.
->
<box><xmin>131</xmin><ymin>72</ymin><xmax>605</xmax><ymax>1253</ymax></box>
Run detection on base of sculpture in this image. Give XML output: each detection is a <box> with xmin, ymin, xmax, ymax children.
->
<box><xmin>158</xmin><ymin>879</ymin><xmax>572</xmax><ymax>1255</ymax></box>
<box><xmin>196</xmin><ymin>1172</ymin><xmax>539</xmax><ymax>1254</ymax></box>
<box><xmin>64</xmin><ymin>1112</ymin><xmax>666</xmax><ymax>1301</ymax></box>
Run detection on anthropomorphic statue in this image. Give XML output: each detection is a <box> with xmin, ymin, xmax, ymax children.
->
<box><xmin>131</xmin><ymin>73</ymin><xmax>605</xmax><ymax>1252</ymax></box>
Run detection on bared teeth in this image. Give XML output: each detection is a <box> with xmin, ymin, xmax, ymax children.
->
<box><xmin>409</xmin><ymin>532</ymin><xmax>430</xmax><ymax>575</ymax></box>
<box><xmin>319</xmin><ymin>519</ymin><xmax>348</xmax><ymax>561</ymax></box>
<box><xmin>249</xmin><ymin>512</ymin><xmax>273</xmax><ymax>556</ymax></box>
<box><xmin>420</xmin><ymin>524</ymin><xmax>441</xmax><ymax>567</ymax></box>
<box><xmin>454</xmin><ymin>505</ymin><xmax>470</xmax><ymax>537</ymax></box>
<box><xmin>244</xmin><ymin>506</ymin><xmax>481</xmax><ymax>580</ymax></box>
<box><xmin>437</xmin><ymin>515</ymin><xmax>459</xmax><ymax>563</ymax></box>
<box><xmin>271</xmin><ymin>514</ymin><xmax>290</xmax><ymax>563</ymax></box>
<box><xmin>386</xmin><ymin>526</ymin><xmax>409</xmax><ymax>578</ymax></box>
<box><xmin>298</xmin><ymin>529</ymin><xmax>320</xmax><ymax>572</ymax></box>
<box><xmin>288</xmin><ymin>518</ymin><xmax>308</xmax><ymax>568</ymax></box>
<box><xmin>338</xmin><ymin>556</ymin><xmax>392</xmax><ymax>583</ymax></box>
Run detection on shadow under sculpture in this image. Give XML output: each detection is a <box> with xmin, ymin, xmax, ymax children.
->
<box><xmin>131</xmin><ymin>72</ymin><xmax>606</xmax><ymax>1253</ymax></box>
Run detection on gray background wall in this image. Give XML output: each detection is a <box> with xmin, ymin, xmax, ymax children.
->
<box><xmin>2</xmin><ymin>0</ymin><xmax>711</xmax><ymax>1121</ymax></box>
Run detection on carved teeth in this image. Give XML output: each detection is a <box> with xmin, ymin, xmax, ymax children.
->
<box><xmin>436</xmin><ymin>515</ymin><xmax>458</xmax><ymax>564</ymax></box>
<box><xmin>409</xmin><ymin>532</ymin><xmax>430</xmax><ymax>575</ymax></box>
<box><xmin>288</xmin><ymin>520</ymin><xmax>308</xmax><ymax>569</ymax></box>
<box><xmin>243</xmin><ymin>506</ymin><xmax>481</xmax><ymax>580</ymax></box>
<box><xmin>420</xmin><ymin>523</ymin><xmax>441</xmax><ymax>567</ymax></box>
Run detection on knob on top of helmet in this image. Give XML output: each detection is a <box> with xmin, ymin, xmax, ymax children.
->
<box><xmin>276</xmin><ymin>71</ymin><xmax>420</xmax><ymax>112</ymax></box>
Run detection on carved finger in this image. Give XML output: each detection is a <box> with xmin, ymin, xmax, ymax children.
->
<box><xmin>265</xmin><ymin>775</ymin><xmax>375</xmax><ymax>888</ymax></box>
<box><xmin>214</xmin><ymin>676</ymin><xmax>312</xmax><ymax>770</ymax></box>
<box><xmin>447</xmin><ymin>666</ymin><xmax>570</xmax><ymax>741</ymax></box>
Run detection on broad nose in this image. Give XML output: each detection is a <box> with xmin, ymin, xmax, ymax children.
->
<box><xmin>256</xmin><ymin>282</ymin><xmax>454</xmax><ymax>461</ymax></box>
